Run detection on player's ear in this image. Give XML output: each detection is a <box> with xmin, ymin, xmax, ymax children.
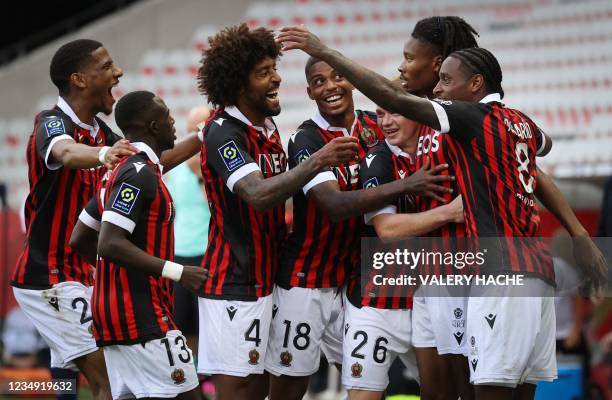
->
<box><xmin>306</xmin><ymin>85</ymin><xmax>314</xmax><ymax>100</ymax></box>
<box><xmin>433</xmin><ymin>56</ymin><xmax>443</xmax><ymax>74</ymax></box>
<box><xmin>70</xmin><ymin>72</ymin><xmax>87</xmax><ymax>90</ymax></box>
<box><xmin>149</xmin><ymin>120</ymin><xmax>158</xmax><ymax>135</ymax></box>
<box><xmin>471</xmin><ymin>74</ymin><xmax>484</xmax><ymax>94</ymax></box>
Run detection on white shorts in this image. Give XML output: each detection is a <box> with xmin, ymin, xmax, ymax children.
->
<box><xmin>104</xmin><ymin>330</ymin><xmax>198</xmax><ymax>399</ymax></box>
<box><xmin>265</xmin><ymin>286</ymin><xmax>343</xmax><ymax>377</ymax></box>
<box><xmin>467</xmin><ymin>278</ymin><xmax>557</xmax><ymax>387</ymax></box>
<box><xmin>13</xmin><ymin>282</ymin><xmax>98</xmax><ymax>370</ymax></box>
<box><xmin>342</xmin><ymin>297</ymin><xmax>418</xmax><ymax>392</ymax></box>
<box><xmin>411</xmin><ymin>286</ymin><xmax>468</xmax><ymax>355</ymax></box>
<box><xmin>197</xmin><ymin>295</ymin><xmax>272</xmax><ymax>377</ymax></box>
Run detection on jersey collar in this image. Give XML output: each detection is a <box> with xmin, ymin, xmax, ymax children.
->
<box><xmin>225</xmin><ymin>106</ymin><xmax>277</xmax><ymax>138</ymax></box>
<box><xmin>56</xmin><ymin>96</ymin><xmax>100</xmax><ymax>137</ymax></box>
<box><xmin>311</xmin><ymin>109</ymin><xmax>357</xmax><ymax>137</ymax></box>
<box><xmin>385</xmin><ymin>139</ymin><xmax>414</xmax><ymax>163</ymax></box>
<box><xmin>132</xmin><ymin>142</ymin><xmax>163</xmax><ymax>173</ymax></box>
<box><xmin>479</xmin><ymin>93</ymin><xmax>502</xmax><ymax>104</ymax></box>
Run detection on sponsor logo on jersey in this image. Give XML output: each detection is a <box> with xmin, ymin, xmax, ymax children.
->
<box><xmin>218</xmin><ymin>140</ymin><xmax>245</xmax><ymax>172</ymax></box>
<box><xmin>111</xmin><ymin>183</ymin><xmax>140</xmax><ymax>214</ymax></box>
<box><xmin>44</xmin><ymin>118</ymin><xmax>66</xmax><ymax>136</ymax></box>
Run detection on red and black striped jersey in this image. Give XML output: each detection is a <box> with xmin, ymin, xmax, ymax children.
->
<box><xmin>200</xmin><ymin>107</ymin><xmax>287</xmax><ymax>300</ymax></box>
<box><xmin>413</xmin><ymin>125</ymin><xmax>468</xmax><ymax>278</ymax></box>
<box><xmin>347</xmin><ymin>140</ymin><xmax>415</xmax><ymax>309</ymax></box>
<box><xmin>277</xmin><ymin>110</ymin><xmax>384</xmax><ymax>289</ymax></box>
<box><xmin>92</xmin><ymin>143</ymin><xmax>176</xmax><ymax>346</ymax></box>
<box><xmin>430</xmin><ymin>94</ymin><xmax>553</xmax><ymax>283</ymax></box>
<box><xmin>12</xmin><ymin>98</ymin><xmax>120</xmax><ymax>289</ymax></box>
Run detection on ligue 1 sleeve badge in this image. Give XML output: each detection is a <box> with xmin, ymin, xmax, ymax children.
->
<box><xmin>171</xmin><ymin>368</ymin><xmax>186</xmax><ymax>385</ymax></box>
<box><xmin>248</xmin><ymin>349</ymin><xmax>260</xmax><ymax>365</ymax></box>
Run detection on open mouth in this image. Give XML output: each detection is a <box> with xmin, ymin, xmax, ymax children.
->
<box><xmin>108</xmin><ymin>81</ymin><xmax>119</xmax><ymax>103</ymax></box>
<box><xmin>266</xmin><ymin>90</ymin><xmax>279</xmax><ymax>101</ymax></box>
<box><xmin>384</xmin><ymin>128</ymin><xmax>400</xmax><ymax>137</ymax></box>
<box><xmin>324</xmin><ymin>93</ymin><xmax>343</xmax><ymax>106</ymax></box>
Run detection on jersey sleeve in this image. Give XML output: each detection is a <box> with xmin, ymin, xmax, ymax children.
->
<box><xmin>359</xmin><ymin>147</ymin><xmax>396</xmax><ymax>224</ymax></box>
<box><xmin>35</xmin><ymin>111</ymin><xmax>74</xmax><ymax>170</ymax></box>
<box><xmin>78</xmin><ymin>195</ymin><xmax>102</xmax><ymax>232</ymax></box>
<box><xmin>532</xmin><ymin>122</ymin><xmax>548</xmax><ymax>156</ymax></box>
<box><xmin>101</xmin><ymin>165</ymin><xmax>157</xmax><ymax>234</ymax></box>
<box><xmin>98</xmin><ymin>119</ymin><xmax>122</xmax><ymax>146</ymax></box>
<box><xmin>288</xmin><ymin>125</ymin><xmax>334</xmax><ymax>195</ymax></box>
<box><xmin>428</xmin><ymin>99</ymin><xmax>484</xmax><ymax>140</ymax></box>
<box><xmin>204</xmin><ymin>120</ymin><xmax>260</xmax><ymax>193</ymax></box>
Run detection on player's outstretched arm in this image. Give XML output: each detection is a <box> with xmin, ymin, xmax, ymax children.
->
<box><xmin>535</xmin><ymin>168</ymin><xmax>607</xmax><ymax>296</ymax></box>
<box><xmin>372</xmin><ymin>195</ymin><xmax>464</xmax><ymax>241</ymax></box>
<box><xmin>51</xmin><ymin>138</ymin><xmax>137</xmax><ymax>170</ymax></box>
<box><xmin>159</xmin><ymin>132</ymin><xmax>202</xmax><ymax>173</ymax></box>
<box><xmin>276</xmin><ymin>26</ymin><xmax>440</xmax><ymax>129</ymax></box>
<box><xmin>69</xmin><ymin>220</ymin><xmax>99</xmax><ymax>266</ymax></box>
<box><xmin>233</xmin><ymin>136</ymin><xmax>359</xmax><ymax>211</ymax></box>
<box><xmin>98</xmin><ymin>223</ymin><xmax>209</xmax><ymax>292</ymax></box>
<box><xmin>308</xmin><ymin>160</ymin><xmax>453</xmax><ymax>222</ymax></box>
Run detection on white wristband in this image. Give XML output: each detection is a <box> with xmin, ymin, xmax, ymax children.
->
<box><xmin>162</xmin><ymin>261</ymin><xmax>184</xmax><ymax>282</ymax></box>
<box><xmin>98</xmin><ymin>146</ymin><xmax>110</xmax><ymax>165</ymax></box>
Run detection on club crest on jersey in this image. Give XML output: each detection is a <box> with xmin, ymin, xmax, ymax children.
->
<box><xmin>218</xmin><ymin>140</ymin><xmax>245</xmax><ymax>172</ymax></box>
<box><xmin>454</xmin><ymin>308</ymin><xmax>463</xmax><ymax>320</ymax></box>
<box><xmin>44</xmin><ymin>118</ymin><xmax>65</xmax><ymax>136</ymax></box>
<box><xmin>111</xmin><ymin>183</ymin><xmax>140</xmax><ymax>214</ymax></box>
<box><xmin>171</xmin><ymin>368</ymin><xmax>186</xmax><ymax>385</ymax></box>
<box><xmin>360</xmin><ymin>127</ymin><xmax>379</xmax><ymax>147</ymax></box>
<box><xmin>351</xmin><ymin>362</ymin><xmax>363</xmax><ymax>378</ymax></box>
<box><xmin>362</xmin><ymin>176</ymin><xmax>379</xmax><ymax>189</ymax></box>
<box><xmin>248</xmin><ymin>349</ymin><xmax>260</xmax><ymax>365</ymax></box>
<box><xmin>280</xmin><ymin>351</ymin><xmax>293</xmax><ymax>367</ymax></box>
<box><xmin>294</xmin><ymin>148</ymin><xmax>311</xmax><ymax>164</ymax></box>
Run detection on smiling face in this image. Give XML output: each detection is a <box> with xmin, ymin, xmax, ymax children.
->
<box><xmin>151</xmin><ymin>97</ymin><xmax>176</xmax><ymax>152</ymax></box>
<box><xmin>375</xmin><ymin>106</ymin><xmax>420</xmax><ymax>149</ymax></box>
<box><xmin>241</xmin><ymin>56</ymin><xmax>281</xmax><ymax>119</ymax></box>
<box><xmin>306</xmin><ymin>60</ymin><xmax>354</xmax><ymax>120</ymax></box>
<box><xmin>433</xmin><ymin>56</ymin><xmax>477</xmax><ymax>102</ymax></box>
<box><xmin>397</xmin><ymin>37</ymin><xmax>441</xmax><ymax>98</ymax></box>
<box><xmin>79</xmin><ymin>47</ymin><xmax>123</xmax><ymax>115</ymax></box>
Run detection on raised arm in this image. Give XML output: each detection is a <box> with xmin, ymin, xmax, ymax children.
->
<box><xmin>307</xmin><ymin>160</ymin><xmax>453</xmax><ymax>222</ymax></box>
<box><xmin>233</xmin><ymin>136</ymin><xmax>359</xmax><ymax>211</ymax></box>
<box><xmin>159</xmin><ymin>132</ymin><xmax>202</xmax><ymax>172</ymax></box>
<box><xmin>276</xmin><ymin>26</ymin><xmax>440</xmax><ymax>128</ymax></box>
<box><xmin>371</xmin><ymin>195</ymin><xmax>464</xmax><ymax>241</ymax></box>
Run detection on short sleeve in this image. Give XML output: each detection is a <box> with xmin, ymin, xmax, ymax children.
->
<box><xmin>204</xmin><ymin>119</ymin><xmax>260</xmax><ymax>193</ymax></box>
<box><xmin>101</xmin><ymin>164</ymin><xmax>157</xmax><ymax>233</ymax></box>
<box><xmin>359</xmin><ymin>147</ymin><xmax>396</xmax><ymax>224</ymax></box>
<box><xmin>429</xmin><ymin>99</ymin><xmax>484</xmax><ymax>140</ymax></box>
<box><xmin>288</xmin><ymin>125</ymin><xmax>335</xmax><ymax>194</ymax></box>
<box><xmin>78</xmin><ymin>196</ymin><xmax>102</xmax><ymax>232</ymax></box>
<box><xmin>35</xmin><ymin>112</ymin><xmax>74</xmax><ymax>170</ymax></box>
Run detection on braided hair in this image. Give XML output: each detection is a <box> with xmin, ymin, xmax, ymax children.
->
<box><xmin>411</xmin><ymin>16</ymin><xmax>479</xmax><ymax>59</ymax></box>
<box><xmin>449</xmin><ymin>47</ymin><xmax>504</xmax><ymax>98</ymax></box>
